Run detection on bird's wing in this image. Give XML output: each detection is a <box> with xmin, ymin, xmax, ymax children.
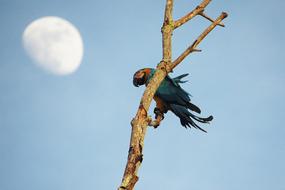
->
<box><xmin>172</xmin><ymin>73</ymin><xmax>189</xmax><ymax>85</ymax></box>
<box><xmin>156</xmin><ymin>77</ymin><xmax>187</xmax><ymax>103</ymax></box>
<box><xmin>156</xmin><ymin>75</ymin><xmax>201</xmax><ymax>113</ymax></box>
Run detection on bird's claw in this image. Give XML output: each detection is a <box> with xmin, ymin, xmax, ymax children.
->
<box><xmin>147</xmin><ymin>116</ymin><xmax>159</xmax><ymax>128</ymax></box>
<box><xmin>149</xmin><ymin>120</ymin><xmax>160</xmax><ymax>128</ymax></box>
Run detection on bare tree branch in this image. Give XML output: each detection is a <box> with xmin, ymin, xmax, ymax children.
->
<box><xmin>118</xmin><ymin>1</ymin><xmax>227</xmax><ymax>189</ymax></box>
<box><xmin>118</xmin><ymin>2</ymin><xmax>173</xmax><ymax>189</ymax></box>
<box><xmin>171</xmin><ymin>12</ymin><xmax>228</xmax><ymax>70</ymax></box>
<box><xmin>199</xmin><ymin>12</ymin><xmax>225</xmax><ymax>27</ymax></box>
<box><xmin>174</xmin><ymin>0</ymin><xmax>211</xmax><ymax>29</ymax></box>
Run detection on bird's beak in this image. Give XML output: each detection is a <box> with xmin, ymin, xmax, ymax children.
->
<box><xmin>133</xmin><ymin>77</ymin><xmax>140</xmax><ymax>87</ymax></box>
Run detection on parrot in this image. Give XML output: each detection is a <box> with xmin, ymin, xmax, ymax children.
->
<box><xmin>133</xmin><ymin>68</ymin><xmax>213</xmax><ymax>132</ymax></box>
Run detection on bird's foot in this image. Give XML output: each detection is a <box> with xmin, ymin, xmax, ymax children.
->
<box><xmin>146</xmin><ymin>108</ymin><xmax>165</xmax><ymax>128</ymax></box>
<box><xmin>147</xmin><ymin>116</ymin><xmax>159</xmax><ymax>128</ymax></box>
<box><xmin>147</xmin><ymin>116</ymin><xmax>163</xmax><ymax>129</ymax></box>
<box><xmin>149</xmin><ymin>119</ymin><xmax>160</xmax><ymax>128</ymax></box>
<box><xmin>147</xmin><ymin>109</ymin><xmax>165</xmax><ymax>128</ymax></box>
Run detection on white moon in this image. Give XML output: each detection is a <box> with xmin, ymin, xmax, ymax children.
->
<box><xmin>22</xmin><ymin>16</ymin><xmax>84</xmax><ymax>75</ymax></box>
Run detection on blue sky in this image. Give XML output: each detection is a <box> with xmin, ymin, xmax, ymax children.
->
<box><xmin>0</xmin><ymin>0</ymin><xmax>285</xmax><ymax>190</ymax></box>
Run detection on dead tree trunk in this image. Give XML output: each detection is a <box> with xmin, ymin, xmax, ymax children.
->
<box><xmin>118</xmin><ymin>1</ymin><xmax>227</xmax><ymax>189</ymax></box>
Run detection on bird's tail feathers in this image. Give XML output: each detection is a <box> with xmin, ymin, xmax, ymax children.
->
<box><xmin>187</xmin><ymin>102</ymin><xmax>201</xmax><ymax>114</ymax></box>
<box><xmin>188</xmin><ymin>112</ymin><xmax>213</xmax><ymax>123</ymax></box>
<box><xmin>169</xmin><ymin>104</ymin><xmax>213</xmax><ymax>133</ymax></box>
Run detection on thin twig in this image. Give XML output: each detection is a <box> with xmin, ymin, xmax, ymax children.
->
<box><xmin>174</xmin><ymin>0</ymin><xmax>212</xmax><ymax>29</ymax></box>
<box><xmin>199</xmin><ymin>12</ymin><xmax>225</xmax><ymax>27</ymax></box>
<box><xmin>171</xmin><ymin>12</ymin><xmax>228</xmax><ymax>70</ymax></box>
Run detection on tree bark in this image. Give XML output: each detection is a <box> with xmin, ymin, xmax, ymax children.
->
<box><xmin>118</xmin><ymin>1</ymin><xmax>227</xmax><ymax>189</ymax></box>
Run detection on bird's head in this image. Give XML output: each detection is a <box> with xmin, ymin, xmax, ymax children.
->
<box><xmin>133</xmin><ymin>68</ymin><xmax>153</xmax><ymax>87</ymax></box>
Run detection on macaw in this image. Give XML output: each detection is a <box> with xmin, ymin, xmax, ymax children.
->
<box><xmin>133</xmin><ymin>68</ymin><xmax>213</xmax><ymax>132</ymax></box>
